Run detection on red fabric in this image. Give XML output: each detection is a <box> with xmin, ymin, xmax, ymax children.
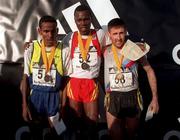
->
<box><xmin>67</xmin><ymin>78</ymin><xmax>98</xmax><ymax>103</ymax></box>
<box><xmin>71</xmin><ymin>30</ymin><xmax>101</xmax><ymax>58</ymax></box>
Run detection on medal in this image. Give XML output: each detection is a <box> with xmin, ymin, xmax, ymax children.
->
<box><xmin>81</xmin><ymin>62</ymin><xmax>90</xmax><ymax>70</ymax></box>
<box><xmin>44</xmin><ymin>75</ymin><xmax>52</xmax><ymax>82</ymax></box>
<box><xmin>115</xmin><ymin>72</ymin><xmax>123</xmax><ymax>80</ymax></box>
<box><xmin>78</xmin><ymin>32</ymin><xmax>92</xmax><ymax>69</ymax></box>
<box><xmin>120</xmin><ymin>74</ymin><xmax>125</xmax><ymax>84</ymax></box>
<box><xmin>115</xmin><ymin>73</ymin><xmax>125</xmax><ymax>84</ymax></box>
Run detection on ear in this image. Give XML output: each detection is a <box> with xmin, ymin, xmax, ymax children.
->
<box><xmin>107</xmin><ymin>31</ymin><xmax>111</xmax><ymax>37</ymax></box>
<box><xmin>125</xmin><ymin>30</ymin><xmax>129</xmax><ymax>41</ymax></box>
<box><xmin>38</xmin><ymin>27</ymin><xmax>41</xmax><ymax>35</ymax></box>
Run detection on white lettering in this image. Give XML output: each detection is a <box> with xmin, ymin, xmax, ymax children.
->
<box><xmin>163</xmin><ymin>130</ymin><xmax>180</xmax><ymax>140</ymax></box>
<box><xmin>87</xmin><ymin>0</ymin><xmax>119</xmax><ymax>27</ymax></box>
<box><xmin>15</xmin><ymin>126</ymin><xmax>30</xmax><ymax>140</ymax></box>
<box><xmin>172</xmin><ymin>44</ymin><xmax>180</xmax><ymax>65</ymax></box>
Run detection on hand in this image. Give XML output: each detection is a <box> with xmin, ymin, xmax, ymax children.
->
<box><xmin>136</xmin><ymin>42</ymin><xmax>146</xmax><ymax>52</ymax></box>
<box><xmin>148</xmin><ymin>97</ymin><xmax>159</xmax><ymax>114</ymax></box>
<box><xmin>23</xmin><ymin>39</ymin><xmax>32</xmax><ymax>50</ymax></box>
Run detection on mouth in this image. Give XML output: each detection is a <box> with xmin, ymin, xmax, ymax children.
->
<box><xmin>46</xmin><ymin>40</ymin><xmax>56</xmax><ymax>46</ymax></box>
<box><xmin>80</xmin><ymin>26</ymin><xmax>89</xmax><ymax>30</ymax></box>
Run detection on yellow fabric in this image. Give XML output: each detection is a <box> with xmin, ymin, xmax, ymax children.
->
<box><xmin>78</xmin><ymin>32</ymin><xmax>92</xmax><ymax>61</ymax></box>
<box><xmin>137</xmin><ymin>89</ymin><xmax>143</xmax><ymax>111</ymax></box>
<box><xmin>41</xmin><ymin>40</ymin><xmax>56</xmax><ymax>74</ymax></box>
<box><xmin>112</xmin><ymin>44</ymin><xmax>124</xmax><ymax>71</ymax></box>
<box><xmin>104</xmin><ymin>92</ymin><xmax>110</xmax><ymax>111</ymax></box>
<box><xmin>30</xmin><ymin>40</ymin><xmax>63</xmax><ymax>75</ymax></box>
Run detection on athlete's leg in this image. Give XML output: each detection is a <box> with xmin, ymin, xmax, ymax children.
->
<box><xmin>84</xmin><ymin>100</ymin><xmax>98</xmax><ymax>121</ymax></box>
<box><xmin>68</xmin><ymin>98</ymin><xmax>87</xmax><ymax>140</ymax></box>
<box><xmin>125</xmin><ymin>116</ymin><xmax>139</xmax><ymax>140</ymax></box>
<box><xmin>106</xmin><ymin>111</ymin><xmax>125</xmax><ymax>140</ymax></box>
<box><xmin>68</xmin><ymin>98</ymin><xmax>82</xmax><ymax>117</ymax></box>
<box><xmin>68</xmin><ymin>98</ymin><xmax>84</xmax><ymax>128</ymax></box>
<box><xmin>83</xmin><ymin>100</ymin><xmax>99</xmax><ymax>140</ymax></box>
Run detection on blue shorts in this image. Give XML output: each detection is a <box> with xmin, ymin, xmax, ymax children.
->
<box><xmin>29</xmin><ymin>90</ymin><xmax>60</xmax><ymax>118</ymax></box>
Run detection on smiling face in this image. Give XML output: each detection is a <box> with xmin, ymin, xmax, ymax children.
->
<box><xmin>108</xmin><ymin>26</ymin><xmax>127</xmax><ymax>49</ymax></box>
<box><xmin>38</xmin><ymin>22</ymin><xmax>58</xmax><ymax>47</ymax></box>
<box><xmin>74</xmin><ymin>10</ymin><xmax>91</xmax><ymax>35</ymax></box>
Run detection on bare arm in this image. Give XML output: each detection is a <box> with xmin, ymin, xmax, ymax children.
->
<box><xmin>139</xmin><ymin>56</ymin><xmax>159</xmax><ymax>113</ymax></box>
<box><xmin>20</xmin><ymin>74</ymin><xmax>29</xmax><ymax>106</ymax></box>
<box><xmin>21</xmin><ymin>44</ymin><xmax>33</xmax><ymax>121</ymax></box>
<box><xmin>20</xmin><ymin>74</ymin><xmax>32</xmax><ymax>121</ymax></box>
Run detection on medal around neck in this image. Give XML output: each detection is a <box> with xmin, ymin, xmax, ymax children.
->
<box><xmin>115</xmin><ymin>73</ymin><xmax>125</xmax><ymax>84</ymax></box>
<box><xmin>44</xmin><ymin>74</ymin><xmax>53</xmax><ymax>82</ymax></box>
<box><xmin>81</xmin><ymin>62</ymin><xmax>90</xmax><ymax>70</ymax></box>
<box><xmin>115</xmin><ymin>72</ymin><xmax>123</xmax><ymax>80</ymax></box>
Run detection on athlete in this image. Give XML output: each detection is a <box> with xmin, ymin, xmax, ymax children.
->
<box><xmin>62</xmin><ymin>4</ymin><xmax>108</xmax><ymax>140</ymax></box>
<box><xmin>104</xmin><ymin>18</ymin><xmax>159</xmax><ymax>140</ymax></box>
<box><xmin>21</xmin><ymin>15</ymin><xmax>71</xmax><ymax>139</ymax></box>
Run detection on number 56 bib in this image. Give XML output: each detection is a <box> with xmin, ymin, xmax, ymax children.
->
<box><xmin>110</xmin><ymin>71</ymin><xmax>133</xmax><ymax>91</ymax></box>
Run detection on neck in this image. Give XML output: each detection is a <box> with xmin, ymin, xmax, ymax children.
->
<box><xmin>79</xmin><ymin>30</ymin><xmax>91</xmax><ymax>36</ymax></box>
<box><xmin>42</xmin><ymin>40</ymin><xmax>56</xmax><ymax>48</ymax></box>
<box><xmin>115</xmin><ymin>42</ymin><xmax>125</xmax><ymax>50</ymax></box>
<box><xmin>114</xmin><ymin>45</ymin><xmax>123</xmax><ymax>50</ymax></box>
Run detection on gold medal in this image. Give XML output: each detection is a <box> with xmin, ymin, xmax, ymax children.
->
<box><xmin>120</xmin><ymin>74</ymin><xmax>125</xmax><ymax>84</ymax></box>
<box><xmin>115</xmin><ymin>72</ymin><xmax>123</xmax><ymax>80</ymax></box>
<box><xmin>115</xmin><ymin>72</ymin><xmax>125</xmax><ymax>84</ymax></box>
<box><xmin>44</xmin><ymin>75</ymin><xmax>52</xmax><ymax>82</ymax></box>
<box><xmin>78</xmin><ymin>32</ymin><xmax>92</xmax><ymax>63</ymax></box>
<box><xmin>41</xmin><ymin>40</ymin><xmax>56</xmax><ymax>74</ymax></box>
<box><xmin>81</xmin><ymin>62</ymin><xmax>90</xmax><ymax>70</ymax></box>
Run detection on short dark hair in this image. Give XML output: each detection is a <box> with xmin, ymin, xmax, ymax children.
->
<box><xmin>39</xmin><ymin>15</ymin><xmax>57</xmax><ymax>28</ymax></box>
<box><xmin>108</xmin><ymin>18</ymin><xmax>126</xmax><ymax>31</ymax></box>
<box><xmin>74</xmin><ymin>4</ymin><xmax>91</xmax><ymax>16</ymax></box>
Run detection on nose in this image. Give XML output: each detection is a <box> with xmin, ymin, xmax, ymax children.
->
<box><xmin>48</xmin><ymin>31</ymin><xmax>54</xmax><ymax>39</ymax></box>
<box><xmin>117</xmin><ymin>34</ymin><xmax>121</xmax><ymax>40</ymax></box>
<box><xmin>49</xmin><ymin>32</ymin><xmax>53</xmax><ymax>37</ymax></box>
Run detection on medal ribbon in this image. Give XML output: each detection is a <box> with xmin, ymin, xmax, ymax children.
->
<box><xmin>112</xmin><ymin>44</ymin><xmax>124</xmax><ymax>71</ymax></box>
<box><xmin>78</xmin><ymin>32</ymin><xmax>92</xmax><ymax>61</ymax></box>
<box><xmin>41</xmin><ymin>40</ymin><xmax>56</xmax><ymax>74</ymax></box>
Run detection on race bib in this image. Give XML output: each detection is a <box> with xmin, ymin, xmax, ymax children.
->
<box><xmin>110</xmin><ymin>71</ymin><xmax>133</xmax><ymax>91</ymax></box>
<box><xmin>73</xmin><ymin>50</ymin><xmax>98</xmax><ymax>70</ymax></box>
<box><xmin>32</xmin><ymin>67</ymin><xmax>56</xmax><ymax>87</ymax></box>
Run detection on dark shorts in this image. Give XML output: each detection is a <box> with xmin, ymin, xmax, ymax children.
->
<box><xmin>107</xmin><ymin>89</ymin><xmax>143</xmax><ymax>118</ymax></box>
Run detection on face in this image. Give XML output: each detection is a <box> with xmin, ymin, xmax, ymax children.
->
<box><xmin>38</xmin><ymin>22</ymin><xmax>58</xmax><ymax>47</ymax></box>
<box><xmin>108</xmin><ymin>26</ymin><xmax>127</xmax><ymax>49</ymax></box>
<box><xmin>74</xmin><ymin>10</ymin><xmax>91</xmax><ymax>35</ymax></box>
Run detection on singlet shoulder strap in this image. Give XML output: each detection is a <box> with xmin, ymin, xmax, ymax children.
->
<box><xmin>30</xmin><ymin>40</ymin><xmax>41</xmax><ymax>73</ymax></box>
<box><xmin>91</xmin><ymin>29</ymin><xmax>101</xmax><ymax>56</ymax></box>
<box><xmin>71</xmin><ymin>31</ymin><xmax>78</xmax><ymax>58</ymax></box>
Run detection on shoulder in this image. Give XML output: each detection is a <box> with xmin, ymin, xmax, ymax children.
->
<box><xmin>103</xmin><ymin>44</ymin><xmax>112</xmax><ymax>56</ymax></box>
<box><xmin>24</xmin><ymin>41</ymin><xmax>34</xmax><ymax>54</ymax></box>
<box><xmin>138</xmin><ymin>55</ymin><xmax>149</xmax><ymax>66</ymax></box>
<box><xmin>62</xmin><ymin>32</ymin><xmax>73</xmax><ymax>46</ymax></box>
<box><xmin>95</xmin><ymin>29</ymin><xmax>105</xmax><ymax>36</ymax></box>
